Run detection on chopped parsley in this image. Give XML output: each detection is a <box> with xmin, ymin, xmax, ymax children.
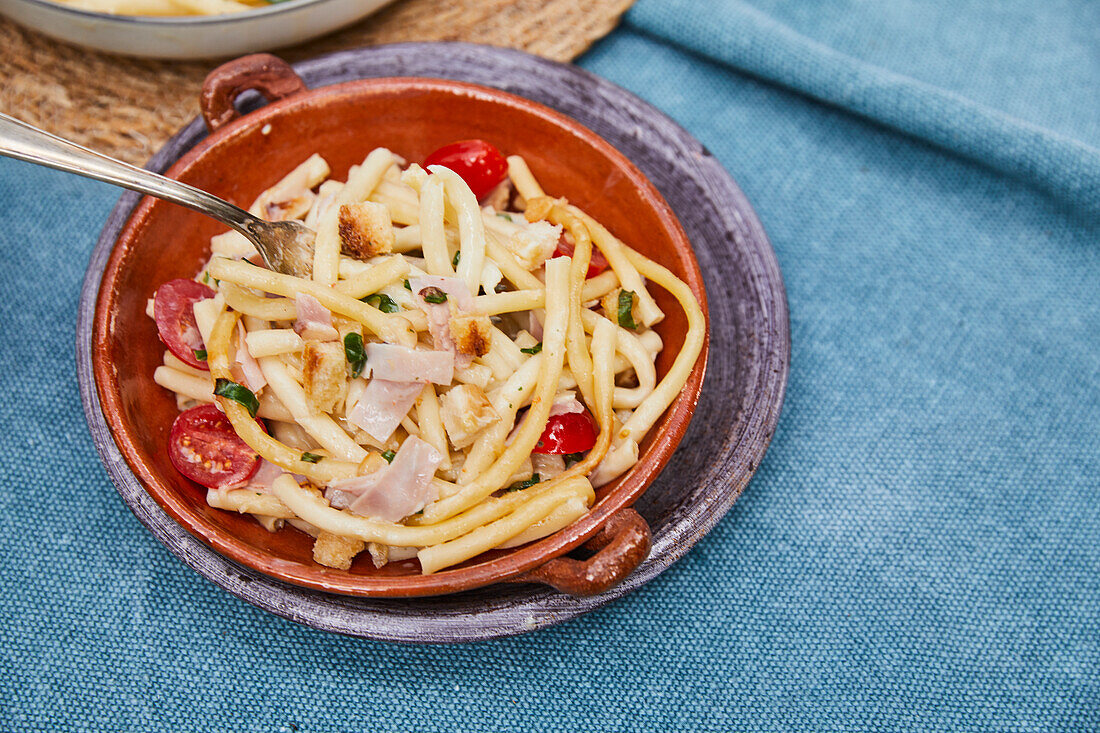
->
<box><xmin>193</xmin><ymin>348</ymin><xmax>207</xmax><ymax>362</ymax></box>
<box><xmin>505</xmin><ymin>473</ymin><xmax>541</xmax><ymax>492</ymax></box>
<box><xmin>563</xmin><ymin>451</ymin><xmax>586</xmax><ymax>467</ymax></box>
<box><xmin>381</xmin><ymin>449</ymin><xmax>396</xmax><ymax>463</ymax></box>
<box><xmin>520</xmin><ymin>343</ymin><xmax>542</xmax><ymax>355</ymax></box>
<box><xmin>403</xmin><ymin>279</ymin><xmax>412</xmax><ymax>290</ymax></box>
<box><xmin>213</xmin><ymin>378</ymin><xmax>259</xmax><ymax>418</ymax></box>
<box><xmin>300</xmin><ymin>452</ymin><xmax>323</xmax><ymax>464</ymax></box>
<box><xmin>617</xmin><ymin>290</ymin><xmax>638</xmax><ymax>330</ymax></box>
<box><xmin>363</xmin><ymin>293</ymin><xmax>399</xmax><ymax>313</ymax></box>
<box><xmin>452</xmin><ymin>251</ymin><xmax>461</xmax><ymax>267</ymax></box>
<box><xmin>420</xmin><ymin>286</ymin><xmax>448</xmax><ymax>304</ymax></box>
<box><xmin>343</xmin><ymin>332</ymin><xmax>367</xmax><ymax>378</ymax></box>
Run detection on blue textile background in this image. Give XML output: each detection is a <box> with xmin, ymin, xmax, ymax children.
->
<box><xmin>1</xmin><ymin>0</ymin><xmax>1098</xmax><ymax>729</ymax></box>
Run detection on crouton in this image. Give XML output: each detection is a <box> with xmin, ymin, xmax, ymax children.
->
<box><xmin>505</xmin><ymin>220</ymin><xmax>563</xmax><ymax>270</ymax></box>
<box><xmin>312</xmin><ymin>532</ymin><xmax>365</xmax><ymax>570</ymax></box>
<box><xmin>367</xmin><ymin>543</ymin><xmax>389</xmax><ymax>569</ymax></box>
<box><xmin>339</xmin><ymin>201</ymin><xmax>395</xmax><ymax>260</ymax></box>
<box><xmin>523</xmin><ymin>195</ymin><xmax>565</xmax><ymax>223</ymax></box>
<box><xmin>302</xmin><ymin>341</ymin><xmax>346</xmax><ymax>413</ymax></box>
<box><xmin>440</xmin><ymin>384</ymin><xmax>499</xmax><ymax>448</ymax></box>
<box><xmin>449</xmin><ymin>314</ymin><xmax>492</xmax><ymax>358</ymax></box>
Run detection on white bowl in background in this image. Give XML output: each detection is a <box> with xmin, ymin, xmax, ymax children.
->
<box><xmin>0</xmin><ymin>0</ymin><xmax>397</xmax><ymax>60</ymax></box>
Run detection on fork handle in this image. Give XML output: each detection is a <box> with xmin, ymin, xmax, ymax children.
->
<box><xmin>0</xmin><ymin>112</ymin><xmax>255</xmax><ymax>236</ymax></box>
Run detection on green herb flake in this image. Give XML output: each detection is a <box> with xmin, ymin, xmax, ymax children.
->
<box><xmin>420</xmin><ymin>286</ymin><xmax>448</xmax><ymax>304</ymax></box>
<box><xmin>452</xmin><ymin>251</ymin><xmax>461</xmax><ymax>267</ymax></box>
<box><xmin>617</xmin><ymin>290</ymin><xmax>639</xmax><ymax>330</ymax></box>
<box><xmin>300</xmin><ymin>452</ymin><xmax>323</xmax><ymax>464</ymax></box>
<box><xmin>520</xmin><ymin>342</ymin><xmax>542</xmax><ymax>355</ymax></box>
<box><xmin>344</xmin><ymin>332</ymin><xmax>367</xmax><ymax>379</ymax></box>
<box><xmin>363</xmin><ymin>293</ymin><xmax>399</xmax><ymax>313</ymax></box>
<box><xmin>381</xmin><ymin>450</ymin><xmax>397</xmax><ymax>463</ymax></box>
<box><xmin>563</xmin><ymin>451</ymin><xmax>586</xmax><ymax>467</ymax></box>
<box><xmin>403</xmin><ymin>279</ymin><xmax>412</xmax><ymax>290</ymax></box>
<box><xmin>193</xmin><ymin>348</ymin><xmax>207</xmax><ymax>362</ymax></box>
<box><xmin>496</xmin><ymin>212</ymin><xmax>511</xmax><ymax>220</ymax></box>
<box><xmin>505</xmin><ymin>473</ymin><xmax>541</xmax><ymax>492</ymax></box>
<box><xmin>213</xmin><ymin>378</ymin><xmax>259</xmax><ymax>418</ymax></box>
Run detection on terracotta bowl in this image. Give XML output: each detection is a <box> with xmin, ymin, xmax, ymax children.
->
<box><xmin>91</xmin><ymin>54</ymin><xmax>709</xmax><ymax>598</ymax></box>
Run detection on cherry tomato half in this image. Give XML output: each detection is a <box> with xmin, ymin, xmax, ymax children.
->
<box><xmin>424</xmin><ymin>139</ymin><xmax>508</xmax><ymax>200</ymax></box>
<box><xmin>532</xmin><ymin>410</ymin><xmax>598</xmax><ymax>455</ymax></box>
<box><xmin>154</xmin><ymin>278</ymin><xmax>215</xmax><ymax>370</ymax></box>
<box><xmin>554</xmin><ymin>235</ymin><xmax>610</xmax><ymax>279</ymax></box>
<box><xmin>168</xmin><ymin>404</ymin><xmax>261</xmax><ymax>489</ymax></box>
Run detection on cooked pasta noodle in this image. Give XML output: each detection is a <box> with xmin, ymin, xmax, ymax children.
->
<box><xmin>51</xmin><ymin>0</ymin><xmax>269</xmax><ymax>16</ymax></box>
<box><xmin>151</xmin><ymin>146</ymin><xmax>704</xmax><ymax>575</ymax></box>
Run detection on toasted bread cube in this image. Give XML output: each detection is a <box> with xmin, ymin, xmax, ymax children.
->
<box><xmin>450</xmin><ymin>314</ymin><xmax>492</xmax><ymax>358</ymax></box>
<box><xmin>313</xmin><ymin>532</ymin><xmax>365</xmax><ymax>570</ymax></box>
<box><xmin>367</xmin><ymin>542</ymin><xmax>389</xmax><ymax>568</ymax></box>
<box><xmin>339</xmin><ymin>201</ymin><xmax>395</xmax><ymax>260</ymax></box>
<box><xmin>303</xmin><ymin>340</ymin><xmax>346</xmax><ymax>413</ymax></box>
<box><xmin>440</xmin><ymin>384</ymin><xmax>499</xmax><ymax>448</ymax></box>
<box><xmin>505</xmin><ymin>220</ymin><xmax>562</xmax><ymax>270</ymax></box>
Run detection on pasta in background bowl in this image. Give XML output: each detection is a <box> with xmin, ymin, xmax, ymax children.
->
<box><xmin>0</xmin><ymin>0</ymin><xmax>395</xmax><ymax>58</ymax></box>
<box><xmin>90</xmin><ymin>55</ymin><xmax>709</xmax><ymax>598</ymax></box>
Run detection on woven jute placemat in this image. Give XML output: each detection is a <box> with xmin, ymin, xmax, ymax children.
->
<box><xmin>0</xmin><ymin>0</ymin><xmax>633</xmax><ymax>164</ymax></box>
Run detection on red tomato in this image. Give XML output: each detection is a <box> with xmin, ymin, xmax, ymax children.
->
<box><xmin>532</xmin><ymin>411</ymin><xmax>598</xmax><ymax>455</ymax></box>
<box><xmin>554</xmin><ymin>235</ymin><xmax>610</xmax><ymax>279</ymax></box>
<box><xmin>154</xmin><ymin>278</ymin><xmax>215</xmax><ymax>370</ymax></box>
<box><xmin>168</xmin><ymin>404</ymin><xmax>261</xmax><ymax>489</ymax></box>
<box><xmin>424</xmin><ymin>139</ymin><xmax>508</xmax><ymax>200</ymax></box>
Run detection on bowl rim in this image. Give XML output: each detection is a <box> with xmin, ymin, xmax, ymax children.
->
<box><xmin>11</xmin><ymin>0</ymin><xmax>334</xmax><ymax>24</ymax></box>
<box><xmin>89</xmin><ymin>74</ymin><xmax>710</xmax><ymax>597</ymax></box>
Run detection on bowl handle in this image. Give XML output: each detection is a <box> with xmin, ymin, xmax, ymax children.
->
<box><xmin>509</xmin><ymin>507</ymin><xmax>652</xmax><ymax>596</ymax></box>
<box><xmin>200</xmin><ymin>54</ymin><xmax>308</xmax><ymax>133</ymax></box>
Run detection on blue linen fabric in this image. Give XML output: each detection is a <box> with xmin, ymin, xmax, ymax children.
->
<box><xmin>1</xmin><ymin>0</ymin><xmax>1098</xmax><ymax>729</ymax></box>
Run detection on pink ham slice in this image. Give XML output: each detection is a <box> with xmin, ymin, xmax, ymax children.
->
<box><xmin>294</xmin><ymin>292</ymin><xmax>339</xmax><ymax>341</ymax></box>
<box><xmin>506</xmin><ymin>393</ymin><xmax>585</xmax><ymax>445</ymax></box>
<box><xmin>225</xmin><ymin>459</ymin><xmax>303</xmax><ymax>491</ymax></box>
<box><xmin>347</xmin><ymin>378</ymin><xmax>424</xmax><ymax>443</ymax></box>
<box><xmin>549</xmin><ymin>395</ymin><xmax>585</xmax><ymax>417</ymax></box>
<box><xmin>325</xmin><ymin>436</ymin><xmax>443</xmax><ymax>522</ymax></box>
<box><xmin>408</xmin><ymin>276</ymin><xmax>474</xmax><ymax>366</ymax></box>
<box><xmin>234</xmin><ymin>324</ymin><xmax>267</xmax><ymax>393</ymax></box>
<box><xmin>365</xmin><ymin>343</ymin><xmax>454</xmax><ymax>385</ymax></box>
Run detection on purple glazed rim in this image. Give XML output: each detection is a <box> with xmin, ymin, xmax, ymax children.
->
<box><xmin>75</xmin><ymin>42</ymin><xmax>790</xmax><ymax>643</ymax></box>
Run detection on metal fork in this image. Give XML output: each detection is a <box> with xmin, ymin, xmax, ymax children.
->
<box><xmin>0</xmin><ymin>112</ymin><xmax>315</xmax><ymax>277</ymax></box>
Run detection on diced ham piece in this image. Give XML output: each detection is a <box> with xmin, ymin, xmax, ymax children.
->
<box><xmin>365</xmin><ymin>343</ymin><xmax>454</xmax><ymax>385</ymax></box>
<box><xmin>549</xmin><ymin>394</ymin><xmax>585</xmax><ymax>417</ymax></box>
<box><xmin>246</xmin><ymin>460</ymin><xmax>286</xmax><ymax>490</ymax></box>
<box><xmin>531</xmin><ymin>452</ymin><xmax>566</xmax><ymax>480</ymax></box>
<box><xmin>408</xmin><ymin>276</ymin><xmax>475</xmax><ymax>365</ymax></box>
<box><xmin>324</xmin><ymin>437</ymin><xmax>443</xmax><ymax>522</ymax></box>
<box><xmin>226</xmin><ymin>459</ymin><xmax>303</xmax><ymax>492</ymax></box>
<box><xmin>234</xmin><ymin>325</ymin><xmax>267</xmax><ymax>393</ymax></box>
<box><xmin>527</xmin><ymin>312</ymin><xmax>544</xmax><ymax>341</ymax></box>
<box><xmin>409</xmin><ymin>276</ymin><xmax>474</xmax><ymax>312</ymax></box>
<box><xmin>506</xmin><ymin>393</ymin><xmax>584</xmax><ymax>446</ymax></box>
<box><xmin>347</xmin><ymin>378</ymin><xmax>424</xmax><ymax>443</ymax></box>
<box><xmin>294</xmin><ymin>292</ymin><xmax>339</xmax><ymax>341</ymax></box>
